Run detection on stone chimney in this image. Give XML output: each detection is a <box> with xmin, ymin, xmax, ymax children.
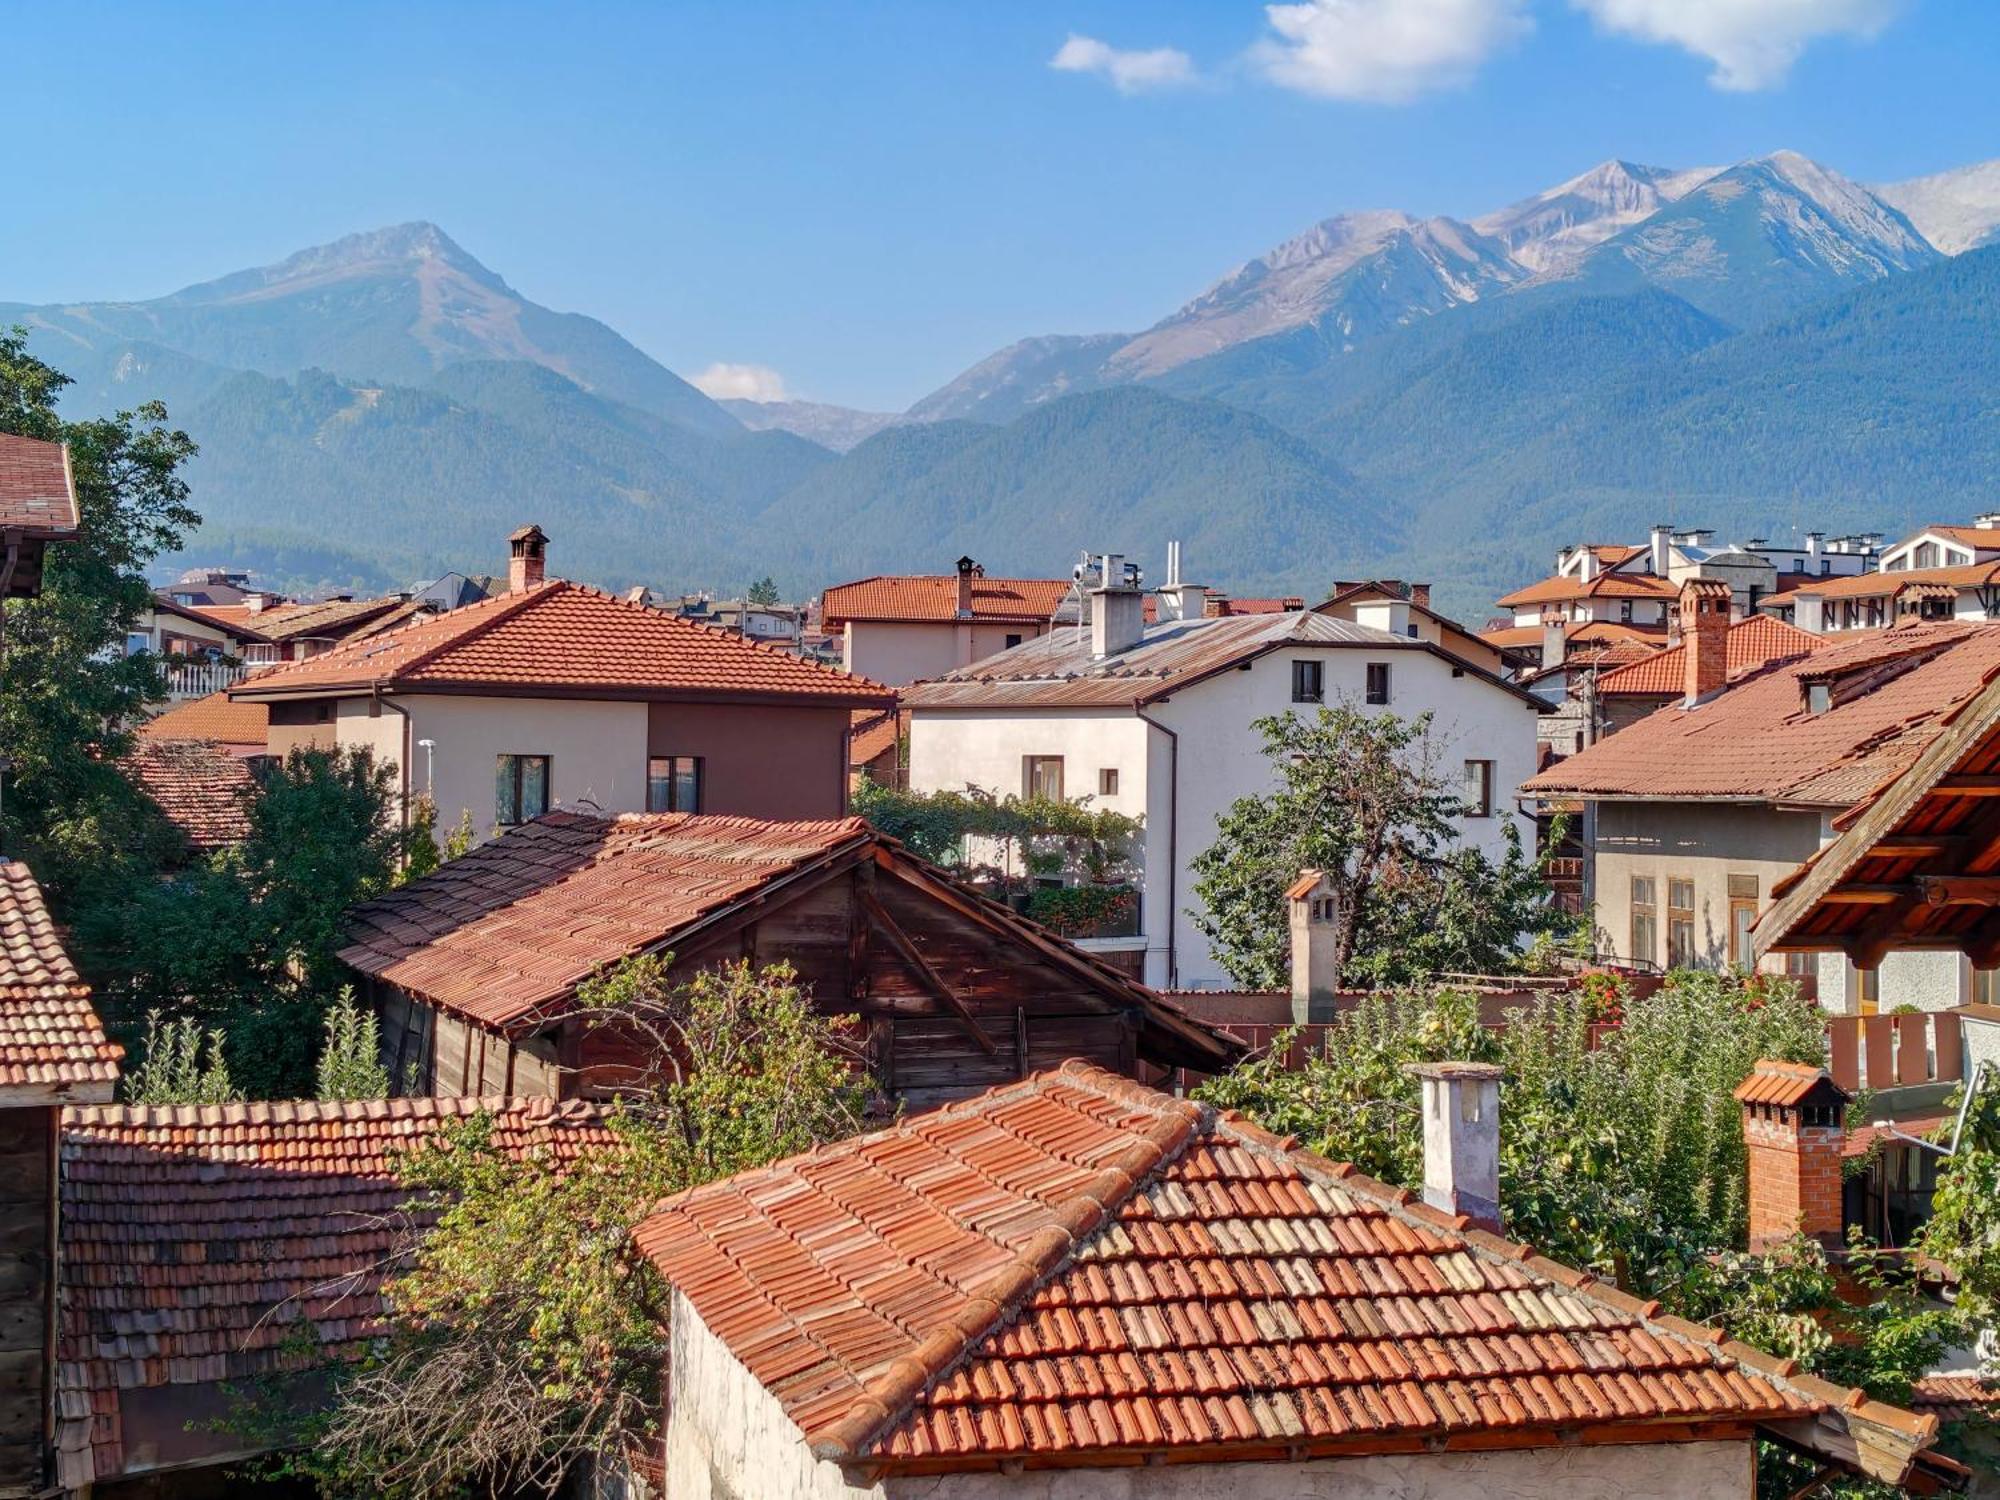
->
<box><xmin>1408</xmin><ymin>1061</ymin><xmax>1503</xmax><ymax>1233</ymax></box>
<box><xmin>1680</xmin><ymin>577</ymin><xmax>1731</xmax><ymax>707</ymax></box>
<box><xmin>1541</xmin><ymin>622</ymin><xmax>1567</xmax><ymax>671</ymax></box>
<box><xmin>1287</xmin><ymin>869</ymin><xmax>1341</xmax><ymax>1022</ymax></box>
<box><xmin>1088</xmin><ymin>553</ymin><xmax>1144</xmax><ymax>659</ymax></box>
<box><xmin>1735</xmin><ymin>1060</ymin><xmax>1849</xmax><ymax>1252</ymax></box>
<box><xmin>508</xmin><ymin>524</ymin><xmax>549</xmax><ymax>593</ymax></box>
<box><xmin>1651</xmin><ymin>523</ymin><xmax>1673</xmax><ymax>577</ymax></box>
<box><xmin>955</xmin><ymin>555</ymin><xmax>978</xmax><ymax>617</ymax></box>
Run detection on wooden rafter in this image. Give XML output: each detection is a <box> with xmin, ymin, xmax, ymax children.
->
<box><xmin>858</xmin><ymin>885</ymin><xmax>1000</xmax><ymax>1056</ymax></box>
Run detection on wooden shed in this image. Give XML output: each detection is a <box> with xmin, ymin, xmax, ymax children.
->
<box><xmin>339</xmin><ymin>811</ymin><xmax>1242</xmax><ymax>1111</ymax></box>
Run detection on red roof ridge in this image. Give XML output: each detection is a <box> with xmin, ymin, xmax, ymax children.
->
<box><xmin>63</xmin><ymin>1093</ymin><xmax>605</xmax><ymax>1129</ymax></box>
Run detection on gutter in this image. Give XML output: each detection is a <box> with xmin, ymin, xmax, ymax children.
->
<box><xmin>1135</xmin><ymin>705</ymin><xmax>1180</xmax><ymax>990</ymax></box>
<box><xmin>372</xmin><ymin>688</ymin><xmax>415</xmax><ymax>833</ymax></box>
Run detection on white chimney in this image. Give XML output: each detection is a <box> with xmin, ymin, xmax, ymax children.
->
<box><xmin>1650</xmin><ymin>524</ymin><xmax>1672</xmax><ymax>577</ymax></box>
<box><xmin>1806</xmin><ymin>531</ymin><xmax>1823</xmax><ymax>559</ymax></box>
<box><xmin>1577</xmin><ymin>548</ymin><xmax>1598</xmax><ymax>582</ymax></box>
<box><xmin>1288</xmin><ymin>870</ymin><xmax>1341</xmax><ymax>1022</ymax></box>
<box><xmin>1155</xmin><ymin>539</ymin><xmax>1206</xmax><ymax>623</ymax></box>
<box><xmin>1408</xmin><ymin>1062</ymin><xmax>1502</xmax><ymax>1233</ymax></box>
<box><xmin>1088</xmin><ymin>552</ymin><xmax>1145</xmax><ymax>659</ymax></box>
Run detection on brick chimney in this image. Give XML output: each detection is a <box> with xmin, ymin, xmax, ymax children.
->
<box><xmin>1680</xmin><ymin>577</ymin><xmax>1731</xmax><ymax>706</ymax></box>
<box><xmin>1408</xmin><ymin>1061</ymin><xmax>1503</xmax><ymax>1233</ymax></box>
<box><xmin>1409</xmin><ymin>583</ymin><xmax>1432</xmax><ymax>608</ymax></box>
<box><xmin>1735</xmin><ymin>1060</ymin><xmax>1849</xmax><ymax>1252</ymax></box>
<box><xmin>508</xmin><ymin>524</ymin><xmax>549</xmax><ymax>593</ymax></box>
<box><xmin>955</xmin><ymin>554</ymin><xmax>978</xmax><ymax>617</ymax></box>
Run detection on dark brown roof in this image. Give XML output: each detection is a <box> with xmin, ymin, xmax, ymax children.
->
<box><xmin>232</xmin><ymin>580</ymin><xmax>892</xmax><ymax>707</ymax></box>
<box><xmin>1524</xmin><ymin>622</ymin><xmax>2000</xmax><ymax>808</ymax></box>
<box><xmin>636</xmin><ymin>1061</ymin><xmax>1949</xmax><ymax>1486</ymax></box>
<box><xmin>55</xmin><ymin>1096</ymin><xmax>615</xmax><ymax>1488</ymax></box>
<box><xmin>123</xmin><ymin>739</ymin><xmax>257</xmax><ymax>851</ymax></box>
<box><xmin>0</xmin><ymin>432</ymin><xmax>78</xmax><ymax>536</ymax></box>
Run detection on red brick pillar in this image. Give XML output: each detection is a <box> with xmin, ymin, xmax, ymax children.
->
<box><xmin>1735</xmin><ymin>1060</ymin><xmax>1849</xmax><ymax>1252</ymax></box>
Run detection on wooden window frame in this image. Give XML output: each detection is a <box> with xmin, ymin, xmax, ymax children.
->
<box><xmin>1727</xmin><ymin>873</ymin><xmax>1759</xmax><ymax>968</ymax></box>
<box><xmin>1023</xmin><ymin>755</ymin><xmax>1064</xmax><ymax>801</ymax></box>
<box><xmin>1667</xmin><ymin>876</ymin><xmax>1696</xmax><ymax>969</ymax></box>
<box><xmin>1630</xmin><ymin>875</ymin><xmax>1657</xmax><ymax>968</ymax></box>
<box><xmin>1364</xmin><ymin>662</ymin><xmax>1391</xmax><ymax>706</ymax></box>
<box><xmin>1098</xmin><ymin>767</ymin><xmax>1119</xmax><ymax>797</ymax></box>
<box><xmin>1462</xmin><ymin>759</ymin><xmax>1494</xmax><ymax>818</ymax></box>
<box><xmin>1291</xmin><ymin>659</ymin><xmax>1325</xmax><ymax>704</ymax></box>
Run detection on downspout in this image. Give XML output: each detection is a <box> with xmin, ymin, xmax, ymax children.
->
<box><xmin>1135</xmin><ymin>704</ymin><xmax>1179</xmax><ymax>989</ymax></box>
<box><xmin>373</xmin><ymin>687</ymin><xmax>414</xmax><ymax>833</ymax></box>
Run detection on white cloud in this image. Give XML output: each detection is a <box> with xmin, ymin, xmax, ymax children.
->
<box><xmin>690</xmin><ymin>362</ymin><xmax>790</xmax><ymax>404</ymax></box>
<box><xmin>1572</xmin><ymin>0</ymin><xmax>1902</xmax><ymax>91</ymax></box>
<box><xmin>1249</xmin><ymin>0</ymin><xmax>1531</xmax><ymax>103</ymax></box>
<box><xmin>1049</xmin><ymin>33</ymin><xmax>1198</xmax><ymax>94</ymax></box>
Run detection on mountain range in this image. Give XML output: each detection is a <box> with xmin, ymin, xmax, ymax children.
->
<box><xmin>9</xmin><ymin>148</ymin><xmax>2000</xmax><ymax>618</ymax></box>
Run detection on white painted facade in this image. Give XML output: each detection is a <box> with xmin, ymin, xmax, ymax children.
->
<box><xmin>663</xmin><ymin>1291</ymin><xmax>1755</xmax><ymax>1500</ymax></box>
<box><xmin>909</xmin><ymin>640</ymin><xmax>1539</xmax><ymax>990</ymax></box>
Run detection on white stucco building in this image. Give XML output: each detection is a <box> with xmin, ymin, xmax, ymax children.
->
<box><xmin>902</xmin><ymin>565</ymin><xmax>1543</xmax><ymax>989</ymax></box>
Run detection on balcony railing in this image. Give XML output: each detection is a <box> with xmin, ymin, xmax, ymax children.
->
<box><xmin>162</xmin><ymin>661</ymin><xmax>249</xmax><ymax>700</ymax></box>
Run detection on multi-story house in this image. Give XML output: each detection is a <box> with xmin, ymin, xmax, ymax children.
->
<box><xmin>903</xmin><ymin>555</ymin><xmax>1542</xmax><ymax>989</ymax></box>
<box><xmin>1522</xmin><ymin>591</ymin><xmax>2000</xmax><ymax>1013</ymax></box>
<box><xmin>232</xmin><ymin>526</ymin><xmax>893</xmax><ymax>845</ymax></box>
<box><xmin>820</xmin><ymin>557</ymin><xmax>1070</xmax><ymax>686</ymax></box>
<box><xmin>1777</xmin><ymin>517</ymin><xmax>2000</xmax><ymax>635</ymax></box>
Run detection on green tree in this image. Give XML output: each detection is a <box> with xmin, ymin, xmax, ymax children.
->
<box><xmin>1190</xmin><ymin>706</ymin><xmax>1572</xmax><ymax>989</ymax></box>
<box><xmin>746</xmin><ymin>575</ymin><xmax>780</xmax><ymax>606</ymax></box>
<box><xmin>0</xmin><ymin>329</ymin><xmax>199</xmax><ymax>898</ymax></box>
<box><xmin>122</xmin><ymin>1012</ymin><xmax>240</xmax><ymax>1106</ymax></box>
<box><xmin>311</xmin><ymin>957</ymin><xmax>869</xmax><ymax>1496</ymax></box>
<box><xmin>315</xmin><ymin>989</ymin><xmax>390</xmax><ymax>1102</ymax></box>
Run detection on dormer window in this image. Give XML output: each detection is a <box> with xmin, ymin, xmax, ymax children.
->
<box><xmin>1806</xmin><ymin>683</ymin><xmax>1831</xmax><ymax>715</ymax></box>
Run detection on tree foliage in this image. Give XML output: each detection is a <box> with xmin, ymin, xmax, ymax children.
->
<box><xmin>746</xmin><ymin>575</ymin><xmax>780</xmax><ymax>605</ymax></box>
<box><xmin>852</xmin><ymin>779</ymin><xmax>1141</xmax><ymax>886</ymax></box>
<box><xmin>0</xmin><ymin>327</ymin><xmax>199</xmax><ymax>897</ymax></box>
<box><xmin>310</xmin><ymin>957</ymin><xmax>869</xmax><ymax>1497</ymax></box>
<box><xmin>1190</xmin><ymin>706</ymin><xmax>1576</xmax><ymax>989</ymax></box>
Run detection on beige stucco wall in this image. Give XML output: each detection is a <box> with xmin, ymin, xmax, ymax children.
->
<box><xmin>390</xmin><ymin>694</ymin><xmax>650</xmax><ymax>845</ymax></box>
<box><xmin>847</xmin><ymin>620</ymin><xmax>1050</xmax><ymax>686</ymax></box>
<box><xmin>663</xmin><ymin>1291</ymin><xmax>1754</xmax><ymax>1500</ymax></box>
<box><xmin>1592</xmin><ymin>801</ymin><xmax>1821</xmax><ymax>971</ymax></box>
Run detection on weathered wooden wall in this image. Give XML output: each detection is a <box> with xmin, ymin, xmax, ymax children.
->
<box><xmin>0</xmin><ymin>1106</ymin><xmax>53</xmax><ymax>1495</ymax></box>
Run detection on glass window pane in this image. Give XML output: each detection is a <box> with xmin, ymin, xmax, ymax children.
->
<box><xmin>496</xmin><ymin>755</ymin><xmax>517</xmax><ymax>825</ymax></box>
<box><xmin>674</xmin><ymin>758</ymin><xmax>701</xmax><ymax>813</ymax></box>
<box><xmin>521</xmin><ymin>756</ymin><xmax>550</xmax><ymax>819</ymax></box>
<box><xmin>647</xmin><ymin>757</ymin><xmax>671</xmax><ymax>813</ymax></box>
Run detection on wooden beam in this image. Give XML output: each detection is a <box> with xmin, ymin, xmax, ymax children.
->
<box><xmin>1936</xmin><ymin>774</ymin><xmax>2000</xmax><ymax>796</ymax></box>
<box><xmin>1871</xmin><ymin>834</ymin><xmax>1968</xmax><ymax>858</ymax></box>
<box><xmin>1820</xmin><ymin>885</ymin><xmax>1915</xmax><ymax>905</ymax></box>
<box><xmin>1919</xmin><ymin>874</ymin><xmax>2000</xmax><ymax>906</ymax></box>
<box><xmin>858</xmin><ymin>886</ymin><xmax>999</xmax><ymax>1056</ymax></box>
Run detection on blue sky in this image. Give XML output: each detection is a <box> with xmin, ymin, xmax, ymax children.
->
<box><xmin>5</xmin><ymin>1</ymin><xmax>1997</xmax><ymax>410</ymax></box>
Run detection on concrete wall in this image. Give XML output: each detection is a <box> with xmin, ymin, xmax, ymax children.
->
<box><xmin>647</xmin><ymin>702</ymin><xmax>851</xmax><ymax>820</ymax></box>
<box><xmin>663</xmin><ymin>1292</ymin><xmax>1754</xmax><ymax>1500</ymax></box>
<box><xmin>1592</xmin><ymin>802</ymin><xmax>1822</xmax><ymax>971</ymax></box>
<box><xmin>910</xmin><ymin>644</ymin><xmax>1537</xmax><ymax>991</ymax></box>
<box><xmin>1817</xmin><ymin>949</ymin><xmax>1967</xmax><ymax>1015</ymax></box>
<box><xmin>393</xmin><ymin>695</ymin><xmax>650</xmax><ymax>844</ymax></box>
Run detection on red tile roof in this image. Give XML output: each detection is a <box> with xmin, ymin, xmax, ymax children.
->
<box><xmin>636</xmin><ymin>1061</ymin><xmax>1944</xmax><ymax>1483</ymax></box>
<box><xmin>123</xmin><ymin>739</ymin><xmax>257</xmax><ymax>851</ymax></box>
<box><xmin>137</xmin><ymin>689</ymin><xmax>269</xmax><ymax>748</ymax></box>
<box><xmin>1477</xmin><ymin>621</ymin><xmax>1666</xmax><ymax>653</ymax></box>
<box><xmin>1789</xmin><ymin>562</ymin><xmax>2000</xmax><ymax>601</ymax></box>
<box><xmin>1910</xmin><ymin>1375</ymin><xmax>2000</xmax><ymax>1423</ymax></box>
<box><xmin>1495</xmin><ymin>572</ymin><xmax>1676</xmax><ymax>609</ymax></box>
<box><xmin>0</xmin><ymin>432</ymin><xmax>78</xmax><ymax>535</ymax></box>
<box><xmin>849</xmin><ymin>706</ymin><xmax>902</xmax><ymax>770</ymax></box>
<box><xmin>55</xmin><ymin>1096</ymin><xmax>615</xmax><ymax>1488</ymax></box>
<box><xmin>231</xmin><ymin>580</ymin><xmax>892</xmax><ymax>706</ymax></box>
<box><xmin>1523</xmin><ymin>622</ymin><xmax>2000</xmax><ymax>808</ymax></box>
<box><xmin>0</xmin><ymin>862</ymin><xmax>121</xmax><ymax>1100</ymax></box>
<box><xmin>821</xmin><ymin>575</ymin><xmax>1071</xmax><ymax>628</ymax></box>
<box><xmin>1732</xmin><ymin>1060</ymin><xmax>1844</xmax><ymax>1109</ymax></box>
<box><xmin>1908</xmin><ymin>524</ymin><xmax>2000</xmax><ymax>551</ymax></box>
<box><xmin>340</xmin><ymin>813</ymin><xmax>878</xmax><ymax>1029</ymax></box>
<box><xmin>1594</xmin><ymin>615</ymin><xmax>1828</xmax><ymax>697</ymax></box>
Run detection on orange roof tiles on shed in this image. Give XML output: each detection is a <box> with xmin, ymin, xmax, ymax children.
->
<box><xmin>0</xmin><ymin>862</ymin><xmax>121</xmax><ymax>1100</ymax></box>
<box><xmin>1523</xmin><ymin>622</ymin><xmax>2000</xmax><ymax>808</ymax></box>
<box><xmin>1732</xmin><ymin>1059</ymin><xmax>1845</xmax><ymax>1108</ymax></box>
<box><xmin>821</xmin><ymin>574</ymin><xmax>1070</xmax><ymax>629</ymax></box>
<box><xmin>636</xmin><ymin>1061</ymin><xmax>1949</xmax><ymax>1485</ymax></box>
<box><xmin>55</xmin><ymin>1095</ymin><xmax>616</xmax><ymax>1488</ymax></box>
<box><xmin>231</xmin><ymin>580</ymin><xmax>892</xmax><ymax>706</ymax></box>
<box><xmin>1594</xmin><ymin>615</ymin><xmax>1828</xmax><ymax>697</ymax></box>
<box><xmin>138</xmin><ymin>689</ymin><xmax>269</xmax><ymax>748</ymax></box>
<box><xmin>0</xmin><ymin>432</ymin><xmax>78</xmax><ymax>535</ymax></box>
<box><xmin>123</xmin><ymin>738</ymin><xmax>257</xmax><ymax>851</ymax></box>
<box><xmin>340</xmin><ymin>812</ymin><xmax>878</xmax><ymax>1029</ymax></box>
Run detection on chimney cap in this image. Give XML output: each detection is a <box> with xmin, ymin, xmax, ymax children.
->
<box><xmin>1408</xmin><ymin>1061</ymin><xmax>1503</xmax><ymax>1083</ymax></box>
<box><xmin>956</xmin><ymin>554</ymin><xmax>977</xmax><ymax>575</ymax></box>
<box><xmin>508</xmin><ymin>524</ymin><xmax>548</xmax><ymax>545</ymax></box>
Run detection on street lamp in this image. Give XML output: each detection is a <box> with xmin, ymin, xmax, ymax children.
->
<box><xmin>417</xmin><ymin>739</ymin><xmax>436</xmax><ymax>796</ymax></box>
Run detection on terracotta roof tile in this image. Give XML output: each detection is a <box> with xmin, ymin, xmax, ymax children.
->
<box><xmin>822</xmin><ymin>575</ymin><xmax>1070</xmax><ymax>628</ymax></box>
<box><xmin>1523</xmin><ymin>622</ymin><xmax>2000</xmax><ymax>807</ymax></box>
<box><xmin>0</xmin><ymin>432</ymin><xmax>78</xmax><ymax>534</ymax></box>
<box><xmin>1732</xmin><ymin>1060</ymin><xmax>1845</xmax><ymax>1108</ymax></box>
<box><xmin>1495</xmin><ymin>572</ymin><xmax>1676</xmax><ymax>609</ymax></box>
<box><xmin>236</xmin><ymin>594</ymin><xmax>425</xmax><ymax>642</ymax></box>
<box><xmin>849</xmin><ymin>707</ymin><xmax>902</xmax><ymax>769</ymax></box>
<box><xmin>138</xmin><ymin>690</ymin><xmax>269</xmax><ymax>748</ymax></box>
<box><xmin>339</xmin><ymin>813</ymin><xmax>875</xmax><ymax>1028</ymax></box>
<box><xmin>1595</xmin><ymin>615</ymin><xmax>1828</xmax><ymax>697</ymax></box>
<box><xmin>638</xmin><ymin>1063</ymin><xmax>1939</xmax><ymax>1479</ymax></box>
<box><xmin>1790</xmin><ymin>561</ymin><xmax>2000</xmax><ymax>601</ymax></box>
<box><xmin>1478</xmin><ymin>621</ymin><xmax>1667</xmax><ymax>652</ymax></box>
<box><xmin>123</xmin><ymin>739</ymin><xmax>257</xmax><ymax>851</ymax></box>
<box><xmin>55</xmin><ymin>1096</ymin><xmax>616</xmax><ymax>1487</ymax></box>
<box><xmin>1910</xmin><ymin>1374</ymin><xmax>2000</xmax><ymax>1422</ymax></box>
<box><xmin>232</xmin><ymin>581</ymin><xmax>891</xmax><ymax>706</ymax></box>
<box><xmin>0</xmin><ymin>862</ymin><xmax>121</xmax><ymax>1098</ymax></box>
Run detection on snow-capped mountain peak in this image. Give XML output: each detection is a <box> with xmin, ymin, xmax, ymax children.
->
<box><xmin>1471</xmin><ymin>159</ymin><xmax>1719</xmax><ymax>273</ymax></box>
<box><xmin>1875</xmin><ymin>157</ymin><xmax>2000</xmax><ymax>255</ymax></box>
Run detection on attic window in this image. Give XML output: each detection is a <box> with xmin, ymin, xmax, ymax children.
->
<box><xmin>1806</xmin><ymin>683</ymin><xmax>1831</xmax><ymax>715</ymax></box>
